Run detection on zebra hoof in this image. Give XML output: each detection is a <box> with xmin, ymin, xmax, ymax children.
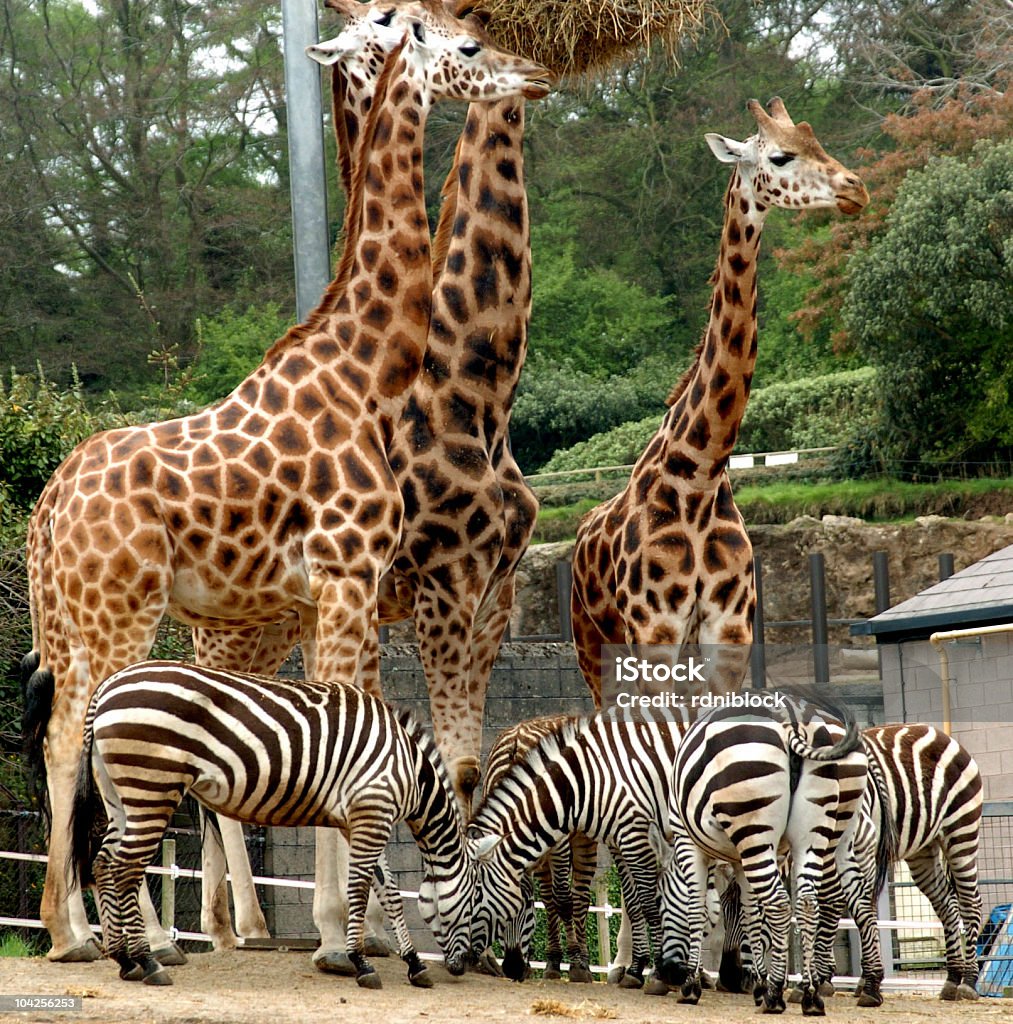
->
<box><xmin>788</xmin><ymin>987</ymin><xmax>804</xmax><ymax>1004</ymax></box>
<box><xmin>363</xmin><ymin>936</ymin><xmax>392</xmax><ymax>957</ymax></box>
<box><xmin>313</xmin><ymin>949</ymin><xmax>357</xmax><ymax>976</ymax></box>
<box><xmin>118</xmin><ymin>961</ymin><xmax>145</xmax><ymax>982</ymax></box>
<box><xmin>762</xmin><ymin>987</ymin><xmax>786</xmax><ymax>1014</ymax></box>
<box><xmin>957</xmin><ymin>984</ymin><xmax>979</xmax><ymax>1001</ymax></box>
<box><xmin>142</xmin><ymin>964</ymin><xmax>173</xmax><ymax>987</ymax></box>
<box><xmin>50</xmin><ymin>938</ymin><xmax>103</xmax><ymax>963</ymax></box>
<box><xmin>151</xmin><ymin>943</ymin><xmax>188</xmax><ymax>966</ymax></box>
<box><xmin>939</xmin><ymin>980</ymin><xmax>959</xmax><ymax>1001</ymax></box>
<box><xmin>818</xmin><ymin>981</ymin><xmax>835</xmax><ymax>997</ymax></box>
<box><xmin>678</xmin><ymin>979</ymin><xmax>702</xmax><ymax>1004</ymax></box>
<box><xmin>543</xmin><ymin>967</ymin><xmax>562</xmax><ymax>980</ymax></box>
<box><xmin>644</xmin><ymin>976</ymin><xmax>670</xmax><ymax>996</ymax></box>
<box><xmin>857</xmin><ymin>991</ymin><xmax>883</xmax><ymax>1007</ymax></box>
<box><xmin>568</xmin><ymin>966</ymin><xmax>594</xmax><ymax>984</ymax></box>
<box><xmin>618</xmin><ymin>972</ymin><xmax>645</xmax><ymax>990</ymax></box>
<box><xmin>356</xmin><ymin>967</ymin><xmax>383</xmax><ymax>990</ymax></box>
<box><xmin>409</xmin><ymin>967</ymin><xmax>433</xmax><ymax>989</ymax></box>
<box><xmin>700</xmin><ymin>970</ymin><xmax>716</xmax><ymax>990</ymax></box>
<box><xmin>801</xmin><ymin>990</ymin><xmax>826</xmax><ymax>1016</ymax></box>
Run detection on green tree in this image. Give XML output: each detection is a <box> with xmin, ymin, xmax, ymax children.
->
<box><xmin>841</xmin><ymin>139</ymin><xmax>1013</xmax><ymax>474</ymax></box>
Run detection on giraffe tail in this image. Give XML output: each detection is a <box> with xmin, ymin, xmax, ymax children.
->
<box><xmin>21</xmin><ymin>650</ymin><xmax>54</xmax><ymax>832</ymax></box>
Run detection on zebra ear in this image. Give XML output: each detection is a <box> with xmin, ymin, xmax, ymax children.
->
<box><xmin>470</xmin><ymin>833</ymin><xmax>502</xmax><ymax>862</ymax></box>
<box><xmin>648</xmin><ymin>821</ymin><xmax>674</xmax><ymax>870</ymax></box>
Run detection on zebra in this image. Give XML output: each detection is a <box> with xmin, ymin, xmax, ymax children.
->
<box><xmin>483</xmin><ymin>715</ymin><xmax>598</xmax><ymax>983</ymax></box>
<box><xmin>68</xmin><ymin>661</ymin><xmax>476</xmax><ymax>988</ymax></box>
<box><xmin>656</xmin><ymin>693</ymin><xmax>871</xmax><ymax>1015</ymax></box>
<box><xmin>718</xmin><ymin>724</ymin><xmax>983</xmax><ymax>1007</ymax></box>
<box><xmin>467</xmin><ymin>704</ymin><xmax>691</xmax><ymax>993</ymax></box>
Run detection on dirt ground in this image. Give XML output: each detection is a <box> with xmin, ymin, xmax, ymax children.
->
<box><xmin>1</xmin><ymin>952</ymin><xmax>1009</xmax><ymax>1024</ymax></box>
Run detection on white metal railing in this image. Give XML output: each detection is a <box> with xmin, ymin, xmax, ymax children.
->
<box><xmin>0</xmin><ymin>843</ymin><xmax>949</xmax><ymax>981</ymax></box>
<box><xmin>524</xmin><ymin>446</ymin><xmax>840</xmax><ymax>487</ymax></box>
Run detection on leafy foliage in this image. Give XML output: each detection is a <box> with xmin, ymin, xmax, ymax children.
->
<box><xmin>842</xmin><ymin>139</ymin><xmax>1013</xmax><ymax>474</ymax></box>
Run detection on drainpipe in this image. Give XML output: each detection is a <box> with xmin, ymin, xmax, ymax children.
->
<box><xmin>929</xmin><ymin>623</ymin><xmax>1013</xmax><ymax>734</ymax></box>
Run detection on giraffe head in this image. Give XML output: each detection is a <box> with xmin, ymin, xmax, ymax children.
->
<box><xmin>706</xmin><ymin>96</ymin><xmax>869</xmax><ymax>215</ymax></box>
<box><xmin>308</xmin><ymin>0</ymin><xmax>552</xmax><ymax>102</ymax></box>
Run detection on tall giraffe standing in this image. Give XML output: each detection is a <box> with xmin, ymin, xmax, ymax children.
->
<box><xmin>189</xmin><ymin>1</ymin><xmax>544</xmax><ymax>967</ymax></box>
<box><xmin>570</xmin><ymin>97</ymin><xmax>869</xmax><ymax>709</ymax></box>
<box><xmin>23</xmin><ymin>9</ymin><xmax>550</xmax><ymax>965</ymax></box>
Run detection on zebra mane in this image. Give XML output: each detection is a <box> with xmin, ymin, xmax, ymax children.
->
<box><xmin>394</xmin><ymin>706</ymin><xmax>459</xmax><ymax>809</ymax></box>
<box><xmin>472</xmin><ymin>715</ymin><xmax>586</xmax><ymax>828</ymax></box>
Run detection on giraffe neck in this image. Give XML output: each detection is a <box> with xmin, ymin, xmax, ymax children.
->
<box><xmin>265</xmin><ymin>48</ymin><xmax>432</xmax><ymax>415</ymax></box>
<box><xmin>425</xmin><ymin>100</ymin><xmax>531</xmax><ymax>441</ymax></box>
<box><xmin>660</xmin><ymin>171</ymin><xmax>766</xmax><ymax>485</ymax></box>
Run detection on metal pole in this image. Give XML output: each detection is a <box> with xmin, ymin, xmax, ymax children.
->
<box><xmin>873</xmin><ymin>550</ymin><xmax>891</xmax><ymax>614</ymax></box>
<box><xmin>809</xmin><ymin>552</ymin><xmax>830</xmax><ymax>685</ymax></box>
<box><xmin>161</xmin><ymin>838</ymin><xmax>176</xmax><ymax>934</ymax></box>
<box><xmin>282</xmin><ymin>0</ymin><xmax>331</xmax><ymax>322</ymax></box>
<box><xmin>938</xmin><ymin>552</ymin><xmax>955</xmax><ymax>581</ymax></box>
<box><xmin>750</xmin><ymin>555</ymin><xmax>766</xmax><ymax>688</ymax></box>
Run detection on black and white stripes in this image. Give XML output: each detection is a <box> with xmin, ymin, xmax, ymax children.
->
<box><xmin>70</xmin><ymin>661</ymin><xmax>474</xmax><ymax>989</ymax></box>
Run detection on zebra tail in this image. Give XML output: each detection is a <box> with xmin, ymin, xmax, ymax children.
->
<box><xmin>783</xmin><ymin>687</ymin><xmax>862</xmax><ymax>761</ymax></box>
<box><xmin>868</xmin><ymin>756</ymin><xmax>899</xmax><ymax>898</ymax></box>
<box><xmin>21</xmin><ymin>652</ymin><xmax>54</xmax><ymax>832</ymax></box>
<box><xmin>69</xmin><ymin>712</ymin><xmax>104</xmax><ymax>890</ymax></box>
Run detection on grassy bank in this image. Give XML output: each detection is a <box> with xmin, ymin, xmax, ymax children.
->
<box><xmin>530</xmin><ymin>477</ymin><xmax>1013</xmax><ymax>543</ymax></box>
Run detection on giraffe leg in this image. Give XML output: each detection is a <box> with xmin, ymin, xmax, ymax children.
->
<box><xmin>198</xmin><ymin>808</ymin><xmax>238</xmax><ymax>950</ymax></box>
<box><xmin>312</xmin><ymin>828</ymin><xmax>354</xmax><ymax>975</ymax></box>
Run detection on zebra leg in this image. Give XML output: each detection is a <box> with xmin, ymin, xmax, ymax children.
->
<box><xmin>611</xmin><ymin>849</ymin><xmax>651</xmax><ymax>990</ymax></box>
<box><xmin>566</xmin><ymin>833</ymin><xmax>597</xmax><ymax>983</ymax></box>
<box><xmin>794</xmin><ymin>869</ymin><xmax>824</xmax><ymax>1017</ymax></box>
<box><xmin>942</xmin><ymin>840</ymin><xmax>983</xmax><ymax>998</ymax></box>
<box><xmin>371</xmin><ymin>853</ymin><xmax>432</xmax><ymax>989</ymax></box>
<box><xmin>344</xmin><ymin>828</ymin><xmax>388</xmax><ymax>990</ymax></box>
<box><xmin>907</xmin><ymin>851</ymin><xmax>968</xmax><ymax>1001</ymax></box>
<box><xmin>836</xmin><ymin>839</ymin><xmax>885</xmax><ymax>1007</ymax></box>
<box><xmin>741</xmin><ymin>857</ymin><xmax>790</xmax><ymax>1013</ymax></box>
<box><xmin>536</xmin><ymin>856</ymin><xmax>564</xmax><ymax>979</ymax></box>
<box><xmin>657</xmin><ymin>837</ymin><xmax>708</xmax><ymax>1002</ymax></box>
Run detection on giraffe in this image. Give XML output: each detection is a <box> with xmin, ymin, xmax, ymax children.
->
<box><xmin>570</xmin><ymin>97</ymin><xmax>869</xmax><ymax>710</ymax></box>
<box><xmin>190</xmin><ymin>0</ymin><xmax>544</xmax><ymax>970</ymax></box>
<box><xmin>22</xmin><ymin>8</ymin><xmax>550</xmax><ymax>967</ymax></box>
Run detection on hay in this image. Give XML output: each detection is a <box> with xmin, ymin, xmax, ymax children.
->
<box><xmin>529</xmin><ymin>998</ymin><xmax>618</xmax><ymax>1019</ymax></box>
<box><xmin>481</xmin><ymin>0</ymin><xmax>713</xmax><ymax>79</ymax></box>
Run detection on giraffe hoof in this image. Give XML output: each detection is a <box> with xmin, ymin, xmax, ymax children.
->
<box><xmin>818</xmin><ymin>981</ymin><xmax>835</xmax><ymax>997</ymax></box>
<box><xmin>700</xmin><ymin>970</ymin><xmax>716</xmax><ymax>990</ymax></box>
<box><xmin>151</xmin><ymin>943</ymin><xmax>188</xmax><ymax>966</ymax></box>
<box><xmin>957</xmin><ymin>984</ymin><xmax>979</xmax><ymax>1001</ymax></box>
<box><xmin>49</xmin><ymin>938</ymin><xmax>103</xmax><ymax>963</ymax></box>
<box><xmin>363</xmin><ymin>936</ymin><xmax>393</xmax><ymax>957</ymax></box>
<box><xmin>644</xmin><ymin>976</ymin><xmax>670</xmax><ymax>996</ymax></box>
<box><xmin>313</xmin><ymin>949</ymin><xmax>357</xmax><ymax>976</ymax></box>
<box><xmin>607</xmin><ymin>966</ymin><xmax>627</xmax><ymax>985</ymax></box>
<box><xmin>788</xmin><ymin>987</ymin><xmax>804</xmax><ymax>1004</ymax></box>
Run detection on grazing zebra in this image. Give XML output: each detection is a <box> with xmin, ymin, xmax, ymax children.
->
<box><xmin>811</xmin><ymin>724</ymin><xmax>983</xmax><ymax>1003</ymax></box>
<box><xmin>657</xmin><ymin>693</ymin><xmax>870</xmax><ymax>1015</ymax></box>
<box><xmin>69</xmin><ymin>661</ymin><xmax>475</xmax><ymax>988</ymax></box>
<box><xmin>467</xmin><ymin>704</ymin><xmax>690</xmax><ymax>993</ymax></box>
<box><xmin>483</xmin><ymin>715</ymin><xmax>597</xmax><ymax>983</ymax></box>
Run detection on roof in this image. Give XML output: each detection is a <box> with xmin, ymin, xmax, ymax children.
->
<box><xmin>851</xmin><ymin>543</ymin><xmax>1013</xmax><ymax>642</ymax></box>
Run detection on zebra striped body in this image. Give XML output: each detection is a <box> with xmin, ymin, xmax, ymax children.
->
<box><xmin>69</xmin><ymin>662</ymin><xmax>474</xmax><ymax>988</ymax></box>
<box><xmin>812</xmin><ymin>724</ymin><xmax>983</xmax><ymax>1001</ymax></box>
<box><xmin>484</xmin><ymin>715</ymin><xmax>597</xmax><ymax>983</ymax></box>
<box><xmin>658</xmin><ymin>695</ymin><xmax>869</xmax><ymax>1014</ymax></box>
<box><xmin>469</xmin><ymin>705</ymin><xmax>690</xmax><ymax>988</ymax></box>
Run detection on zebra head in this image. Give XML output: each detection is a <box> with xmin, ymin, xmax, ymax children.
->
<box><xmin>465</xmin><ymin>830</ymin><xmax>529</xmax><ymax>961</ymax></box>
<box><xmin>416</xmin><ymin>869</ymin><xmax>472</xmax><ymax>976</ymax></box>
<box><xmin>499</xmin><ymin>872</ymin><xmax>536</xmax><ymax>981</ymax></box>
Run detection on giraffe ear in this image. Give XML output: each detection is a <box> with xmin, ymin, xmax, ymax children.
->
<box><xmin>306</xmin><ymin>35</ymin><xmax>352</xmax><ymax>66</ymax></box>
<box><xmin>705</xmin><ymin>133</ymin><xmax>746</xmax><ymax>164</ymax></box>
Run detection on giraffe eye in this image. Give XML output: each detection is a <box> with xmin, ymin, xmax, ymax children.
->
<box><xmin>458</xmin><ymin>42</ymin><xmax>481</xmax><ymax>57</ymax></box>
<box><xmin>770</xmin><ymin>153</ymin><xmax>795</xmax><ymax>167</ymax></box>
<box><xmin>374</xmin><ymin>9</ymin><xmax>396</xmax><ymax>26</ymax></box>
